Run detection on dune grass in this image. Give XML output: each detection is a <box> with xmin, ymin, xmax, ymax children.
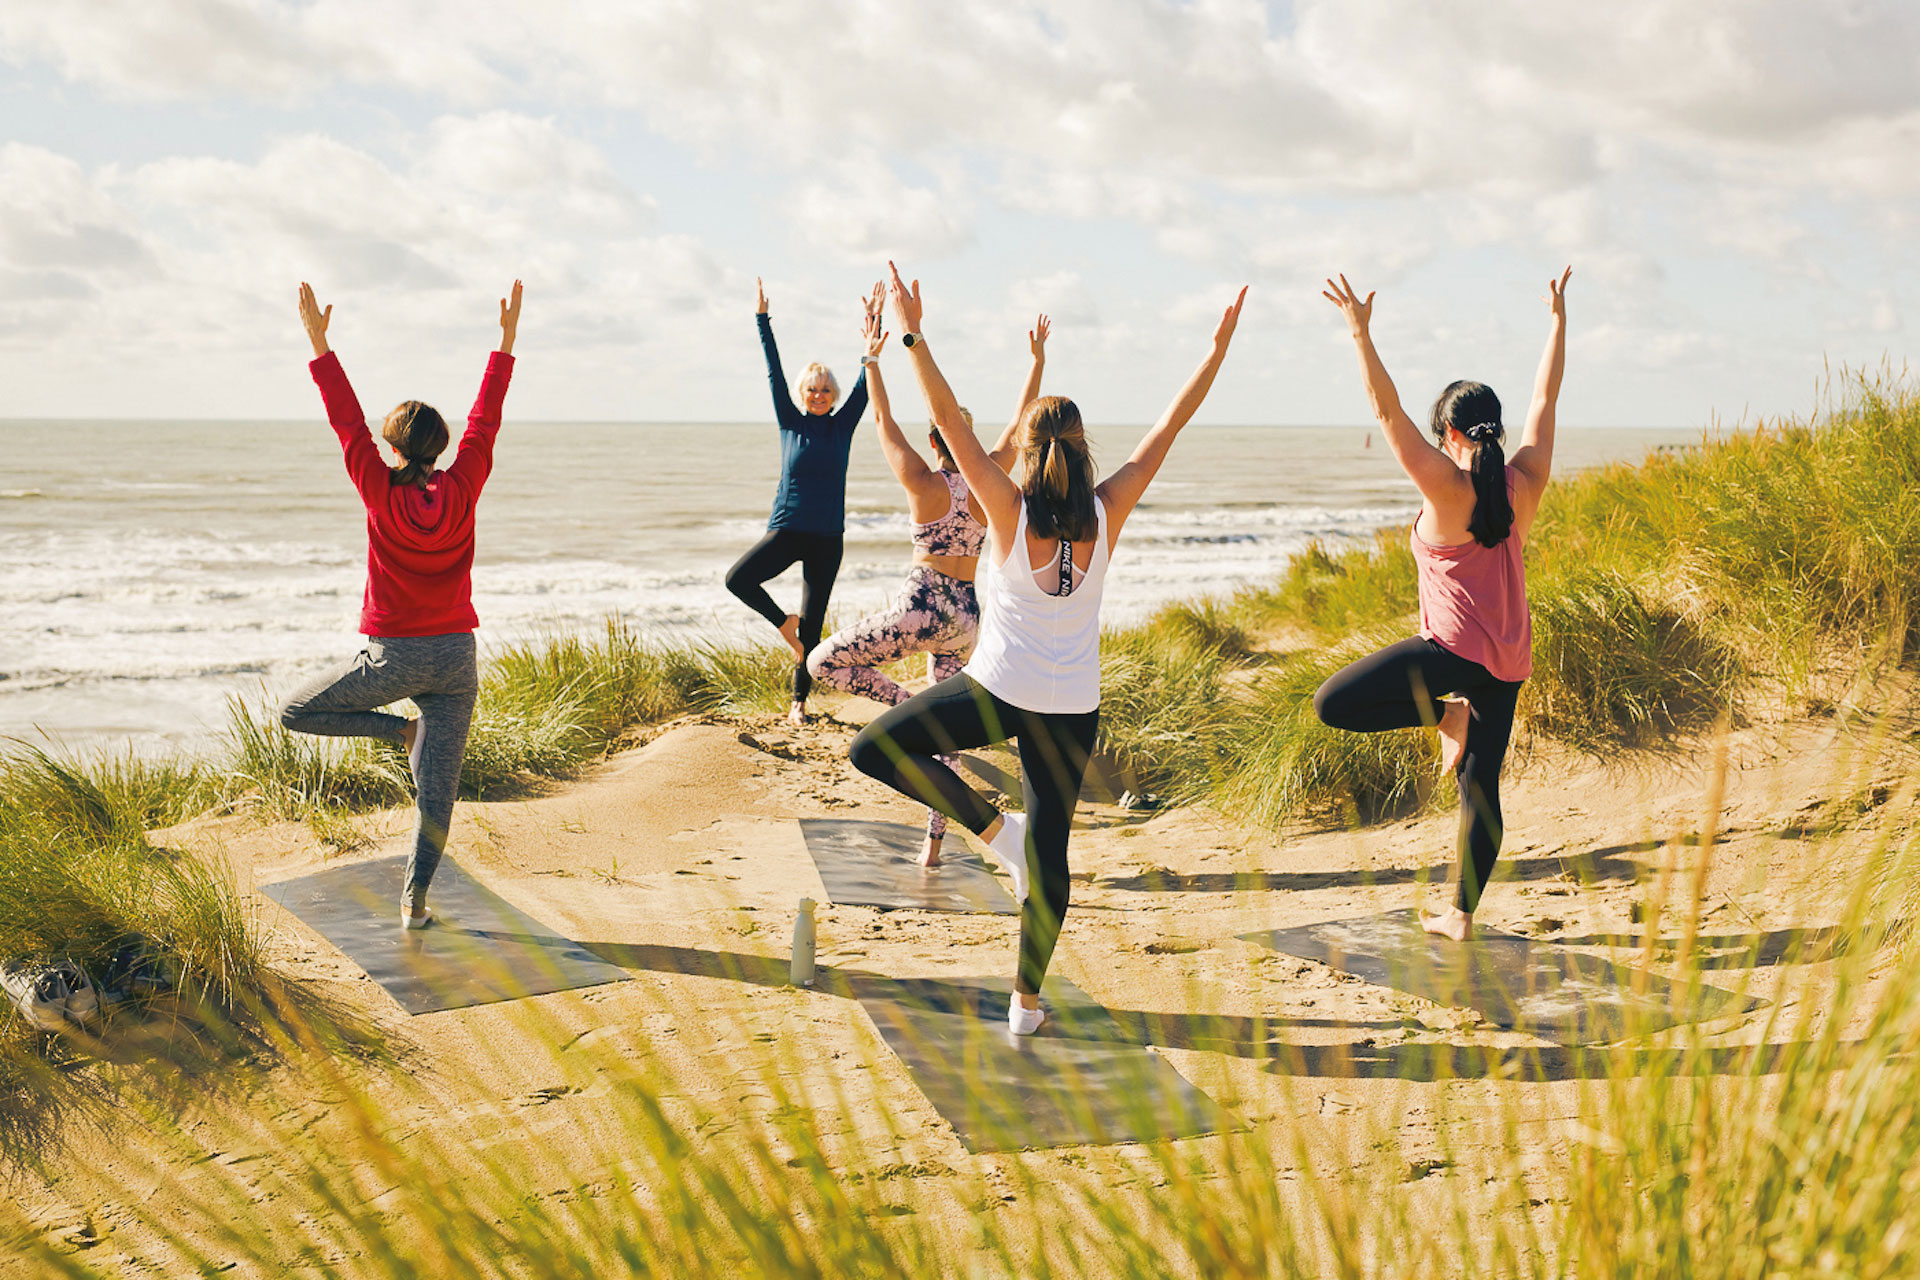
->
<box><xmin>0</xmin><ymin>744</ymin><xmax>273</xmax><ymax>1160</ymax></box>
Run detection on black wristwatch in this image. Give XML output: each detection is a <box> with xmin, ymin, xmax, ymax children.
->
<box><xmin>902</xmin><ymin>332</ymin><xmax>923</xmax><ymax>349</ymax></box>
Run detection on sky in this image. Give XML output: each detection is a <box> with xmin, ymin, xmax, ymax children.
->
<box><xmin>1</xmin><ymin>1</ymin><xmax>1916</xmax><ymax>427</ymax></box>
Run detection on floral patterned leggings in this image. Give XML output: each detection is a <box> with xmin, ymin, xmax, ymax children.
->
<box><xmin>806</xmin><ymin>566</ymin><xmax>981</xmax><ymax>839</ymax></box>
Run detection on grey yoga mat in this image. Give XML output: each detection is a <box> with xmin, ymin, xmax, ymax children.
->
<box><xmin>851</xmin><ymin>972</ymin><xmax>1231</xmax><ymax>1152</ymax></box>
<box><xmin>264</xmin><ymin>855</ymin><xmax>627</xmax><ymax>1015</ymax></box>
<box><xmin>799</xmin><ymin>818</ymin><xmax>1017</xmax><ymax>914</ymax></box>
<box><xmin>1241</xmin><ymin>909</ymin><xmax>1756</xmax><ymax>1042</ymax></box>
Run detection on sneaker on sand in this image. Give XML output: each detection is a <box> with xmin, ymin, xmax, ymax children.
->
<box><xmin>1</xmin><ymin>958</ymin><xmax>96</xmax><ymax>1033</ymax></box>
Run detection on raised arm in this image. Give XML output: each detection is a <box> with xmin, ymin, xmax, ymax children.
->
<box><xmin>888</xmin><ymin>262</ymin><xmax>1022</xmax><ymax>542</ymax></box>
<box><xmin>1096</xmin><ymin>287</ymin><xmax>1247</xmax><ymax>545</ymax></box>
<box><xmin>1508</xmin><ymin>267</ymin><xmax>1571</xmax><ymax>518</ymax></box>
<box><xmin>447</xmin><ymin>280</ymin><xmax>521</xmax><ymax>491</ymax></box>
<box><xmin>1323</xmin><ymin>275</ymin><xmax>1463</xmax><ymax>507</ymax></box>
<box><xmin>988</xmin><ymin>314</ymin><xmax>1049</xmax><ymax>469</ymax></box>
<box><xmin>300</xmin><ymin>282</ymin><xmax>385</xmax><ymax>502</ymax></box>
<box><xmin>860</xmin><ymin>282</ymin><xmax>938</xmax><ymax>494</ymax></box>
<box><xmin>755</xmin><ymin>276</ymin><xmax>801</xmax><ymax>428</ymax></box>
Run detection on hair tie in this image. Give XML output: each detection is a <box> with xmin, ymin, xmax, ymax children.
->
<box><xmin>1463</xmin><ymin>422</ymin><xmax>1500</xmax><ymax>444</ymax></box>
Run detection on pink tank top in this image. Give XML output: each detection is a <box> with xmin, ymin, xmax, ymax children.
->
<box><xmin>911</xmin><ymin>470</ymin><xmax>987</xmax><ymax>558</ymax></box>
<box><xmin>1411</xmin><ymin>468</ymin><xmax>1532</xmax><ymax>682</ymax></box>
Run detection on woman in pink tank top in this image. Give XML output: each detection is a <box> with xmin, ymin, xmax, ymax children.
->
<box><xmin>1313</xmin><ymin>268</ymin><xmax>1572</xmax><ymax>941</ymax></box>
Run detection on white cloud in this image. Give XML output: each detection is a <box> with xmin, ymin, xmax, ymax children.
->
<box><xmin>787</xmin><ymin>153</ymin><xmax>974</xmax><ymax>263</ymax></box>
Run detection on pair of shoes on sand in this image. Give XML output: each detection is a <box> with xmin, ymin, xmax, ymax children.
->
<box><xmin>1</xmin><ymin>958</ymin><xmax>100</xmax><ymax>1033</ymax></box>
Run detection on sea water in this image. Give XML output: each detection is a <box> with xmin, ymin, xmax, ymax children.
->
<box><xmin>0</xmin><ymin>418</ymin><xmax>1701</xmax><ymax>751</ymax></box>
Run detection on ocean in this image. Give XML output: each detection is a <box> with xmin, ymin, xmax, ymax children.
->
<box><xmin>0</xmin><ymin>418</ymin><xmax>1701</xmax><ymax>751</ymax></box>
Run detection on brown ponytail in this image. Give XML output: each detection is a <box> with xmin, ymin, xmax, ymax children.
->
<box><xmin>381</xmin><ymin>400</ymin><xmax>449</xmax><ymax>488</ymax></box>
<box><xmin>1017</xmin><ymin>396</ymin><xmax>1097</xmax><ymax>541</ymax></box>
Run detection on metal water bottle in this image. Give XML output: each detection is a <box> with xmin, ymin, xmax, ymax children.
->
<box><xmin>790</xmin><ymin>897</ymin><xmax>817</xmax><ymax>987</ymax></box>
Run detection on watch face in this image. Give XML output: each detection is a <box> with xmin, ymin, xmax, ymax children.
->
<box><xmin>902</xmin><ymin>333</ymin><xmax>918</xmax><ymax>348</ymax></box>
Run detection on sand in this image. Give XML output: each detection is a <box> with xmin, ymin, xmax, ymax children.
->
<box><xmin>10</xmin><ymin>685</ymin><xmax>1912</xmax><ymax>1271</ymax></box>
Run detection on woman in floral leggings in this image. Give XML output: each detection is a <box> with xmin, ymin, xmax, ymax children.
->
<box><xmin>808</xmin><ymin>305</ymin><xmax>1051</xmax><ymax>865</ymax></box>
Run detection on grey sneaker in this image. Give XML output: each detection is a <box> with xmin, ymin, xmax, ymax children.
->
<box><xmin>0</xmin><ymin>958</ymin><xmax>94</xmax><ymax>1033</ymax></box>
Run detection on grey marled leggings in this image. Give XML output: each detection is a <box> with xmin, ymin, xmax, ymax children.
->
<box><xmin>279</xmin><ymin>632</ymin><xmax>478</xmax><ymax>908</ymax></box>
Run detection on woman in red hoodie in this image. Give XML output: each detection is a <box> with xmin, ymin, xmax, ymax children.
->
<box><xmin>282</xmin><ymin>279</ymin><xmax>521</xmax><ymax>929</ymax></box>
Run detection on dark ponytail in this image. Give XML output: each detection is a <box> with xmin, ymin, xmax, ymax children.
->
<box><xmin>1429</xmin><ymin>380</ymin><xmax>1512</xmax><ymax>547</ymax></box>
<box><xmin>380</xmin><ymin>400</ymin><xmax>449</xmax><ymax>488</ymax></box>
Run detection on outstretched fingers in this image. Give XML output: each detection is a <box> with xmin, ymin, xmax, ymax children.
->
<box><xmin>1214</xmin><ymin>285</ymin><xmax>1249</xmax><ymax>345</ymax></box>
<box><xmin>885</xmin><ymin>259</ymin><xmax>923</xmax><ymax>331</ymax></box>
<box><xmin>500</xmin><ymin>278</ymin><xmax>523</xmax><ymax>327</ymax></box>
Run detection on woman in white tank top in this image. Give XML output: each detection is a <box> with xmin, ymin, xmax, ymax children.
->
<box><xmin>850</xmin><ymin>262</ymin><xmax>1247</xmax><ymax>1037</ymax></box>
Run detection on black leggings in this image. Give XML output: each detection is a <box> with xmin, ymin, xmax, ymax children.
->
<box><xmin>725</xmin><ymin>528</ymin><xmax>844</xmax><ymax>700</ymax></box>
<box><xmin>1312</xmin><ymin>637</ymin><xmax>1524</xmax><ymax>913</ymax></box>
<box><xmin>850</xmin><ymin>674</ymin><xmax>1099</xmax><ymax>996</ymax></box>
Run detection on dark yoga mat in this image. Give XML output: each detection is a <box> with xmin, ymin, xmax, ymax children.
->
<box><xmin>851</xmin><ymin>972</ymin><xmax>1230</xmax><ymax>1152</ymax></box>
<box><xmin>799</xmin><ymin>818</ymin><xmax>1016</xmax><ymax>914</ymax></box>
<box><xmin>1241</xmin><ymin>909</ymin><xmax>1757</xmax><ymax>1042</ymax></box>
<box><xmin>264</xmin><ymin>855</ymin><xmax>627</xmax><ymax>1015</ymax></box>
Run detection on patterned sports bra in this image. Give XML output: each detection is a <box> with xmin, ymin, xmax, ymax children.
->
<box><xmin>911</xmin><ymin>470</ymin><xmax>987</xmax><ymax>558</ymax></box>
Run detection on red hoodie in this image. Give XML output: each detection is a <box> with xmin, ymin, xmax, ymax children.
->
<box><xmin>309</xmin><ymin>349</ymin><xmax>515</xmax><ymax>637</ymax></box>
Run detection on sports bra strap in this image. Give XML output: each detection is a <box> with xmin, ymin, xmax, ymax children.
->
<box><xmin>1049</xmin><ymin>539</ymin><xmax>1075</xmax><ymax>598</ymax></box>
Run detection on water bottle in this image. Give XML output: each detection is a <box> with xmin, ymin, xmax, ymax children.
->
<box><xmin>790</xmin><ymin>898</ymin><xmax>817</xmax><ymax>987</ymax></box>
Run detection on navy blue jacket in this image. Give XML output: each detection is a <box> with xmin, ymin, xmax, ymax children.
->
<box><xmin>759</xmin><ymin>312</ymin><xmax>868</xmax><ymax>533</ymax></box>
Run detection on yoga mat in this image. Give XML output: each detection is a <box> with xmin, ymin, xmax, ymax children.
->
<box><xmin>264</xmin><ymin>855</ymin><xmax>628</xmax><ymax>1015</ymax></box>
<box><xmin>852</xmin><ymin>973</ymin><xmax>1231</xmax><ymax>1152</ymax></box>
<box><xmin>799</xmin><ymin>819</ymin><xmax>1017</xmax><ymax>914</ymax></box>
<box><xmin>1242</xmin><ymin>909</ymin><xmax>1756</xmax><ymax>1042</ymax></box>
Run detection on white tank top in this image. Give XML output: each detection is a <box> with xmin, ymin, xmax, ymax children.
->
<box><xmin>965</xmin><ymin>498</ymin><xmax>1110</xmax><ymax>714</ymax></box>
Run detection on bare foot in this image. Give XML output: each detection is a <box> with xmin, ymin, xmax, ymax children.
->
<box><xmin>777</xmin><ymin>613</ymin><xmax>806</xmax><ymax>662</ymax></box>
<box><xmin>787</xmin><ymin>700</ymin><xmax>808</xmax><ymax>727</ymax></box>
<box><xmin>1437</xmin><ymin>697</ymin><xmax>1470</xmax><ymax>773</ymax></box>
<box><xmin>1420</xmin><ymin>906</ymin><xmax>1473</xmax><ymax>941</ymax></box>
<box><xmin>918</xmin><ymin>834</ymin><xmax>943</xmax><ymax>868</ymax></box>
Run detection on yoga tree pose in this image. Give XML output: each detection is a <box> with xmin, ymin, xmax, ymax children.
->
<box><xmin>1314</xmin><ymin>268</ymin><xmax>1571</xmax><ymax>941</ymax></box>
<box><xmin>725</xmin><ymin>277</ymin><xmax>876</xmax><ymax>726</ymax></box>
<box><xmin>808</xmin><ymin>288</ymin><xmax>1052</xmax><ymax>867</ymax></box>
<box><xmin>283</xmin><ymin>278</ymin><xmax>522</xmax><ymax>928</ymax></box>
<box><xmin>852</xmin><ymin>262</ymin><xmax>1246</xmax><ymax>1035</ymax></box>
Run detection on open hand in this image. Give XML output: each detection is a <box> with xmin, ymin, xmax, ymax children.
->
<box><xmin>756</xmin><ymin>276</ymin><xmax>769</xmax><ymax>315</ymax></box>
<box><xmin>1322</xmin><ymin>274</ymin><xmax>1374</xmax><ymax>335</ymax></box>
<box><xmin>1213</xmin><ymin>286</ymin><xmax>1249</xmax><ymax>350</ymax></box>
<box><xmin>499</xmin><ymin>279</ymin><xmax>523</xmax><ymax>355</ymax></box>
<box><xmin>863</xmin><ymin>282</ymin><xmax>888</xmax><ymax>357</ymax></box>
<box><xmin>1546</xmin><ymin>265</ymin><xmax>1572</xmax><ymax>320</ymax></box>
<box><xmin>1030</xmin><ymin>314</ymin><xmax>1050</xmax><ymax>360</ymax></box>
<box><xmin>886</xmin><ymin>261</ymin><xmax>924</xmax><ymax>337</ymax></box>
<box><xmin>298</xmin><ymin>282</ymin><xmax>332</xmax><ymax>358</ymax></box>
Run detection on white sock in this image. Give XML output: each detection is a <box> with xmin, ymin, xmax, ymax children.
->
<box><xmin>985</xmin><ymin>813</ymin><xmax>1030</xmax><ymax>902</ymax></box>
<box><xmin>1008</xmin><ymin>996</ymin><xmax>1046</xmax><ymax>1036</ymax></box>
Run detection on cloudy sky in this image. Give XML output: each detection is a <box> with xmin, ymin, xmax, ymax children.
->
<box><xmin>1</xmin><ymin>1</ymin><xmax>1915</xmax><ymax>426</ymax></box>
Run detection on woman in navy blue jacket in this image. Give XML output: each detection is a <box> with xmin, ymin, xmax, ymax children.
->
<box><xmin>725</xmin><ymin>278</ymin><xmax>878</xmax><ymax>725</ymax></box>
